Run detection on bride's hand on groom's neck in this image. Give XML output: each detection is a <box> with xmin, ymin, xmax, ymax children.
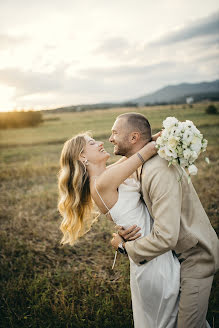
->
<box><xmin>152</xmin><ymin>131</ymin><xmax>162</xmax><ymax>141</ymax></box>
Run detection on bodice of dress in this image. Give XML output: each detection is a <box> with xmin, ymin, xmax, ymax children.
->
<box><xmin>109</xmin><ymin>178</ymin><xmax>151</xmax><ymax>238</ymax></box>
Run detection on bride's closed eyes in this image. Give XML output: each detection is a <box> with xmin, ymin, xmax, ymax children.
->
<box><xmin>88</xmin><ymin>139</ymin><xmax>95</xmax><ymax>145</ymax></box>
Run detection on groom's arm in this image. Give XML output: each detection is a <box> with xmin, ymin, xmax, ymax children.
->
<box><xmin>125</xmin><ymin>159</ymin><xmax>182</xmax><ymax>264</ymax></box>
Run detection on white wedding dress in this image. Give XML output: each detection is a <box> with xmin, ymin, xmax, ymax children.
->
<box><xmin>95</xmin><ymin>177</ymin><xmax>180</xmax><ymax>328</ymax></box>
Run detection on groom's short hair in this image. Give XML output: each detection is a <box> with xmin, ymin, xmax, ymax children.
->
<box><xmin>117</xmin><ymin>112</ymin><xmax>151</xmax><ymax>141</ymax></box>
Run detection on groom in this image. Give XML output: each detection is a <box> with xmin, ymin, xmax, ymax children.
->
<box><xmin>110</xmin><ymin>112</ymin><xmax>218</xmax><ymax>328</ymax></box>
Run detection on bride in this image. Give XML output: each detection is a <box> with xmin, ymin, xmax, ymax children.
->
<box><xmin>58</xmin><ymin>132</ymin><xmax>180</xmax><ymax>328</ymax></box>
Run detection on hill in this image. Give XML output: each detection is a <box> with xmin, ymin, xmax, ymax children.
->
<box><xmin>44</xmin><ymin>79</ymin><xmax>219</xmax><ymax>113</ymax></box>
<box><xmin>131</xmin><ymin>80</ymin><xmax>219</xmax><ymax>105</ymax></box>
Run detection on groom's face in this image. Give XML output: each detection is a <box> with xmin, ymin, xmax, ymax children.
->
<box><xmin>109</xmin><ymin>118</ymin><xmax>132</xmax><ymax>156</ymax></box>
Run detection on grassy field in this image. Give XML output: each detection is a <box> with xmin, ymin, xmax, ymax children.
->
<box><xmin>0</xmin><ymin>104</ymin><xmax>218</xmax><ymax>328</ymax></box>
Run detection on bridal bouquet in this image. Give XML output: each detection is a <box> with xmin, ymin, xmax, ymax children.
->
<box><xmin>156</xmin><ymin>117</ymin><xmax>208</xmax><ymax>182</ymax></box>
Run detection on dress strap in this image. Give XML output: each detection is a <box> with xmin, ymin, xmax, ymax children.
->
<box><xmin>94</xmin><ymin>179</ymin><xmax>110</xmax><ymax>213</ymax></box>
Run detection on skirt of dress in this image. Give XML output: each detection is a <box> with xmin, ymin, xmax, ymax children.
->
<box><xmin>129</xmin><ymin>250</ymin><xmax>180</xmax><ymax>328</ymax></box>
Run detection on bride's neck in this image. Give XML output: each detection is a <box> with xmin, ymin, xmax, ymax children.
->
<box><xmin>87</xmin><ymin>163</ymin><xmax>107</xmax><ymax>178</ymax></box>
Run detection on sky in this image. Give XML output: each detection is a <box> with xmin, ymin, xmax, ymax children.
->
<box><xmin>0</xmin><ymin>0</ymin><xmax>218</xmax><ymax>111</ymax></box>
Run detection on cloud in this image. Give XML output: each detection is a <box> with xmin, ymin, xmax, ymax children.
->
<box><xmin>1</xmin><ymin>51</ymin><xmax>218</xmax><ymax>107</ymax></box>
<box><xmin>0</xmin><ymin>67</ymin><xmax>65</xmax><ymax>97</ymax></box>
<box><xmin>150</xmin><ymin>11</ymin><xmax>219</xmax><ymax>46</ymax></box>
<box><xmin>94</xmin><ymin>37</ymin><xmax>137</xmax><ymax>60</ymax></box>
<box><xmin>80</xmin><ymin>62</ymin><xmax>173</xmax><ymax>79</ymax></box>
<box><xmin>0</xmin><ymin>5</ymin><xmax>218</xmax><ymax>107</ymax></box>
<box><xmin>0</xmin><ymin>65</ymin><xmax>112</xmax><ymax>103</ymax></box>
<box><xmin>0</xmin><ymin>33</ymin><xmax>29</xmax><ymax>50</ymax></box>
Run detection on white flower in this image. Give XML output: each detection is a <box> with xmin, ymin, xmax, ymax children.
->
<box><xmin>158</xmin><ymin>117</ymin><xmax>208</xmax><ymax>182</ymax></box>
<box><xmin>185</xmin><ymin>120</ymin><xmax>193</xmax><ymax>127</ymax></box>
<box><xmin>161</xmin><ymin>129</ymin><xmax>170</xmax><ymax>141</ymax></box>
<box><xmin>168</xmin><ymin>136</ymin><xmax>179</xmax><ymax>149</ymax></box>
<box><xmin>188</xmin><ymin>164</ymin><xmax>198</xmax><ymax>175</ymax></box>
<box><xmin>158</xmin><ymin>147</ymin><xmax>167</xmax><ymax>159</ymax></box>
<box><xmin>183</xmin><ymin>149</ymin><xmax>192</xmax><ymax>160</ymax></box>
<box><xmin>182</xmin><ymin>130</ymin><xmax>193</xmax><ymax>144</ymax></box>
<box><xmin>163</xmin><ymin>117</ymin><xmax>178</xmax><ymax>129</ymax></box>
<box><xmin>190</xmin><ymin>137</ymin><xmax>202</xmax><ymax>154</ymax></box>
<box><xmin>158</xmin><ymin>147</ymin><xmax>173</xmax><ymax>161</ymax></box>
<box><xmin>165</xmin><ymin>146</ymin><xmax>178</xmax><ymax>158</ymax></box>
<box><xmin>190</xmin><ymin>151</ymin><xmax>198</xmax><ymax>162</ymax></box>
<box><xmin>170</xmin><ymin>125</ymin><xmax>182</xmax><ymax>137</ymax></box>
<box><xmin>156</xmin><ymin>136</ymin><xmax>163</xmax><ymax>146</ymax></box>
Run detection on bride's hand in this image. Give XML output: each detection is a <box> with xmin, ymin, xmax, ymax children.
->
<box><xmin>152</xmin><ymin>131</ymin><xmax>162</xmax><ymax>141</ymax></box>
<box><xmin>144</xmin><ymin>140</ymin><xmax>157</xmax><ymax>157</ymax></box>
<box><xmin>111</xmin><ymin>233</ymin><xmax>123</xmax><ymax>250</ymax></box>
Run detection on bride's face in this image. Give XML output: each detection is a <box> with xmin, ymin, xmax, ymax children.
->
<box><xmin>82</xmin><ymin>136</ymin><xmax>110</xmax><ymax>164</ymax></box>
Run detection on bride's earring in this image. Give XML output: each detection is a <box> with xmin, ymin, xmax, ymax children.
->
<box><xmin>84</xmin><ymin>159</ymin><xmax>88</xmax><ymax>166</ymax></box>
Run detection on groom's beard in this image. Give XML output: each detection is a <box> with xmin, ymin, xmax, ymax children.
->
<box><xmin>113</xmin><ymin>143</ymin><xmax>131</xmax><ymax>156</ymax></box>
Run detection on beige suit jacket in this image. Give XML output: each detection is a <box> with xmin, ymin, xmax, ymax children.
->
<box><xmin>125</xmin><ymin>155</ymin><xmax>219</xmax><ymax>278</ymax></box>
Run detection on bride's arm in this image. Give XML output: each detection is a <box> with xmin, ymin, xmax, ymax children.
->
<box><xmin>106</xmin><ymin>132</ymin><xmax>161</xmax><ymax>170</ymax></box>
<box><xmin>106</xmin><ymin>156</ymin><xmax>127</xmax><ymax>169</ymax></box>
<box><xmin>97</xmin><ymin>141</ymin><xmax>157</xmax><ymax>190</ymax></box>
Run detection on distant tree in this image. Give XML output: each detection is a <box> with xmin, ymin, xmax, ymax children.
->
<box><xmin>205</xmin><ymin>104</ymin><xmax>218</xmax><ymax>115</ymax></box>
<box><xmin>0</xmin><ymin>110</ymin><xmax>43</xmax><ymax>129</ymax></box>
<box><xmin>123</xmin><ymin>102</ymin><xmax>137</xmax><ymax>107</ymax></box>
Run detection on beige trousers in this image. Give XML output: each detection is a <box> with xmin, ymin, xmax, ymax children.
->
<box><xmin>177</xmin><ymin>274</ymin><xmax>213</xmax><ymax>328</ymax></box>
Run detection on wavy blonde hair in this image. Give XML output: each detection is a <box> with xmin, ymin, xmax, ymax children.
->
<box><xmin>58</xmin><ymin>133</ymin><xmax>97</xmax><ymax>245</ymax></box>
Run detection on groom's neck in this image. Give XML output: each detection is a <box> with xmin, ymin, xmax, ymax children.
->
<box><xmin>125</xmin><ymin>139</ymin><xmax>150</xmax><ymax>158</ymax></box>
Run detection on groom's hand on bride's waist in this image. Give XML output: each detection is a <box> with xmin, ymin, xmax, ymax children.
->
<box><xmin>115</xmin><ymin>225</ymin><xmax>141</xmax><ymax>241</ymax></box>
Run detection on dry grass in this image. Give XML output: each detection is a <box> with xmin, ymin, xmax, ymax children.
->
<box><xmin>0</xmin><ymin>103</ymin><xmax>218</xmax><ymax>327</ymax></box>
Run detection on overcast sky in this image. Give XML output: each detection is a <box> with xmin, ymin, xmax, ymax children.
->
<box><xmin>0</xmin><ymin>0</ymin><xmax>218</xmax><ymax>111</ymax></box>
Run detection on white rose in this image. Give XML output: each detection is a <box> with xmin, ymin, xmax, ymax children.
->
<box><xmin>191</xmin><ymin>135</ymin><xmax>201</xmax><ymax>144</ymax></box>
<box><xmin>158</xmin><ymin>147</ymin><xmax>167</xmax><ymax>159</ymax></box>
<box><xmin>183</xmin><ymin>149</ymin><xmax>192</xmax><ymax>160</ymax></box>
<box><xmin>168</xmin><ymin>136</ymin><xmax>179</xmax><ymax>149</ymax></box>
<box><xmin>170</xmin><ymin>126</ymin><xmax>182</xmax><ymax>136</ymax></box>
<box><xmin>185</xmin><ymin>120</ymin><xmax>193</xmax><ymax>127</ymax></box>
<box><xmin>190</xmin><ymin>138</ymin><xmax>202</xmax><ymax>154</ymax></box>
<box><xmin>156</xmin><ymin>136</ymin><xmax>163</xmax><ymax>146</ymax></box>
<box><xmin>158</xmin><ymin>147</ymin><xmax>172</xmax><ymax>161</ymax></box>
<box><xmin>182</xmin><ymin>130</ymin><xmax>193</xmax><ymax>144</ymax></box>
<box><xmin>188</xmin><ymin>164</ymin><xmax>198</xmax><ymax>175</ymax></box>
<box><xmin>192</xmin><ymin>126</ymin><xmax>201</xmax><ymax>134</ymax></box>
<box><xmin>163</xmin><ymin>117</ymin><xmax>178</xmax><ymax>129</ymax></box>
<box><xmin>165</xmin><ymin>146</ymin><xmax>178</xmax><ymax>158</ymax></box>
<box><xmin>190</xmin><ymin>151</ymin><xmax>198</xmax><ymax>162</ymax></box>
<box><xmin>161</xmin><ymin>130</ymin><xmax>169</xmax><ymax>141</ymax></box>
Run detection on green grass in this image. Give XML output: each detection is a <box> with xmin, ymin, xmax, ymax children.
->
<box><xmin>0</xmin><ymin>103</ymin><xmax>219</xmax><ymax>327</ymax></box>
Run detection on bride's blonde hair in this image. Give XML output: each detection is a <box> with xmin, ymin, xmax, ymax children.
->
<box><xmin>58</xmin><ymin>133</ymin><xmax>96</xmax><ymax>245</ymax></box>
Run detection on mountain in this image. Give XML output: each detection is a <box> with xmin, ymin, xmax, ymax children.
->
<box><xmin>46</xmin><ymin>79</ymin><xmax>219</xmax><ymax>113</ymax></box>
<box><xmin>131</xmin><ymin>80</ymin><xmax>219</xmax><ymax>105</ymax></box>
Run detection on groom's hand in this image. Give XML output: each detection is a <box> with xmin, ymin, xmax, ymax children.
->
<box><xmin>115</xmin><ymin>225</ymin><xmax>141</xmax><ymax>241</ymax></box>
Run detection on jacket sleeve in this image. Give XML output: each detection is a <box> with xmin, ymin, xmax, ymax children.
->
<box><xmin>125</xmin><ymin>161</ymin><xmax>182</xmax><ymax>264</ymax></box>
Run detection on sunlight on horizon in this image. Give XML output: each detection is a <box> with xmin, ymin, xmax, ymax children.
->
<box><xmin>0</xmin><ymin>1</ymin><xmax>218</xmax><ymax>110</ymax></box>
<box><xmin>0</xmin><ymin>85</ymin><xmax>16</xmax><ymax>112</ymax></box>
